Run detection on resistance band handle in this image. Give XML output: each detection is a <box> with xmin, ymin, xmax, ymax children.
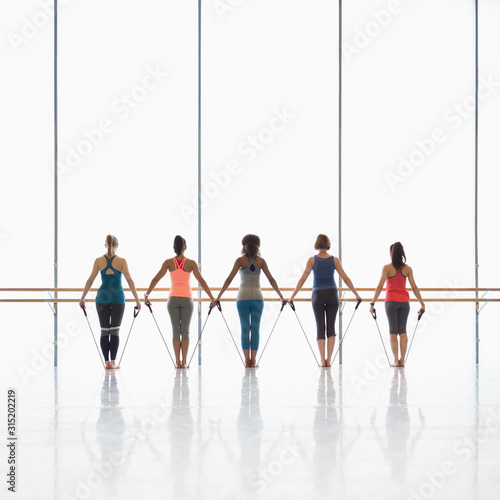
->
<box><xmin>371</xmin><ymin>309</ymin><xmax>377</xmax><ymax>320</ymax></box>
<box><xmin>288</xmin><ymin>300</ymin><xmax>296</xmax><ymax>312</ymax></box>
<box><xmin>280</xmin><ymin>300</ymin><xmax>287</xmax><ymax>312</ymax></box>
<box><xmin>355</xmin><ymin>297</ymin><xmax>362</xmax><ymax>310</ymax></box>
<box><xmin>80</xmin><ymin>304</ymin><xmax>87</xmax><ymax>317</ymax></box>
<box><xmin>208</xmin><ymin>302</ymin><xmax>215</xmax><ymax>315</ymax></box>
<box><xmin>216</xmin><ymin>300</ymin><xmax>222</xmax><ymax>312</ymax></box>
<box><xmin>133</xmin><ymin>306</ymin><xmax>140</xmax><ymax>318</ymax></box>
<box><xmin>418</xmin><ymin>308</ymin><xmax>424</xmax><ymax>320</ymax></box>
<box><xmin>146</xmin><ymin>301</ymin><xmax>153</xmax><ymax>314</ymax></box>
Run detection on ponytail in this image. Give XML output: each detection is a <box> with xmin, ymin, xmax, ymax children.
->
<box><xmin>105</xmin><ymin>235</ymin><xmax>118</xmax><ymax>259</ymax></box>
<box><xmin>241</xmin><ymin>234</ymin><xmax>260</xmax><ymax>259</ymax></box>
<box><xmin>390</xmin><ymin>241</ymin><xmax>406</xmax><ymax>269</ymax></box>
<box><xmin>173</xmin><ymin>235</ymin><xmax>186</xmax><ymax>256</ymax></box>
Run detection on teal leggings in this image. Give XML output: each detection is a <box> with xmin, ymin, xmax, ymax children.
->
<box><xmin>236</xmin><ymin>300</ymin><xmax>264</xmax><ymax>351</ymax></box>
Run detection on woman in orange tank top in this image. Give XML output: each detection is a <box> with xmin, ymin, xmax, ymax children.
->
<box><xmin>145</xmin><ymin>236</ymin><xmax>216</xmax><ymax>368</ymax></box>
<box><xmin>369</xmin><ymin>242</ymin><xmax>425</xmax><ymax>367</ymax></box>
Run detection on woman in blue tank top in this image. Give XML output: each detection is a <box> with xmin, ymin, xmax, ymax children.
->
<box><xmin>216</xmin><ymin>234</ymin><xmax>285</xmax><ymax>367</ymax></box>
<box><xmin>289</xmin><ymin>234</ymin><xmax>361</xmax><ymax>367</ymax></box>
<box><xmin>80</xmin><ymin>235</ymin><xmax>141</xmax><ymax>369</ymax></box>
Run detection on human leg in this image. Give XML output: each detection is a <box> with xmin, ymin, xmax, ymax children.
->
<box><xmin>312</xmin><ymin>291</ymin><xmax>327</xmax><ymax>366</ymax></box>
<box><xmin>324</xmin><ymin>289</ymin><xmax>339</xmax><ymax>366</ymax></box>
<box><xmin>397</xmin><ymin>303</ymin><xmax>410</xmax><ymax>366</ymax></box>
<box><xmin>237</xmin><ymin>301</ymin><xmax>252</xmax><ymax>367</ymax></box>
<box><xmin>109</xmin><ymin>303</ymin><xmax>125</xmax><ymax>368</ymax></box>
<box><xmin>249</xmin><ymin>300</ymin><xmax>264</xmax><ymax>367</ymax></box>
<box><xmin>179</xmin><ymin>299</ymin><xmax>194</xmax><ymax>368</ymax></box>
<box><xmin>167</xmin><ymin>298</ymin><xmax>183</xmax><ymax>368</ymax></box>
<box><xmin>97</xmin><ymin>304</ymin><xmax>112</xmax><ymax>368</ymax></box>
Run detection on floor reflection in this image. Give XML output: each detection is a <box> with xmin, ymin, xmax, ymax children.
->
<box><xmin>373</xmin><ymin>369</ymin><xmax>425</xmax><ymax>482</ymax></box>
<box><xmin>237</xmin><ymin>368</ymin><xmax>263</xmax><ymax>495</ymax></box>
<box><xmin>312</xmin><ymin>369</ymin><xmax>340</xmax><ymax>495</ymax></box>
<box><xmin>168</xmin><ymin>369</ymin><xmax>193</xmax><ymax>498</ymax></box>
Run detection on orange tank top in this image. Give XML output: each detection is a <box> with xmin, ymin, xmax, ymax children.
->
<box><xmin>169</xmin><ymin>257</ymin><xmax>193</xmax><ymax>298</ymax></box>
<box><xmin>385</xmin><ymin>268</ymin><xmax>410</xmax><ymax>302</ymax></box>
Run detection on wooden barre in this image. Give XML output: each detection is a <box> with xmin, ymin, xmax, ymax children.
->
<box><xmin>1</xmin><ymin>288</ymin><xmax>499</xmax><ymax>293</ymax></box>
<box><xmin>0</xmin><ymin>298</ymin><xmax>499</xmax><ymax>303</ymax></box>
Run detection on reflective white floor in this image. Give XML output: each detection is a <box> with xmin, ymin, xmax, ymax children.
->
<box><xmin>4</xmin><ymin>358</ymin><xmax>500</xmax><ymax>500</ymax></box>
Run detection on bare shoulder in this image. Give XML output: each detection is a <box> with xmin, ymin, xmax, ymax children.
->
<box><xmin>254</xmin><ymin>256</ymin><xmax>265</xmax><ymax>268</ymax></box>
<box><xmin>164</xmin><ymin>258</ymin><xmax>175</xmax><ymax>271</ymax></box>
<box><xmin>402</xmin><ymin>264</ymin><xmax>412</xmax><ymax>277</ymax></box>
<box><xmin>184</xmin><ymin>258</ymin><xmax>198</xmax><ymax>272</ymax></box>
<box><xmin>238</xmin><ymin>255</ymin><xmax>250</xmax><ymax>267</ymax></box>
<box><xmin>95</xmin><ymin>255</ymin><xmax>107</xmax><ymax>270</ymax></box>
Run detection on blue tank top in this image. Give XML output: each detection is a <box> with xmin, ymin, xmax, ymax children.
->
<box><xmin>96</xmin><ymin>256</ymin><xmax>125</xmax><ymax>304</ymax></box>
<box><xmin>312</xmin><ymin>255</ymin><xmax>337</xmax><ymax>293</ymax></box>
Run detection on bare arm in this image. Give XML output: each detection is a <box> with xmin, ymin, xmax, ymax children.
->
<box><xmin>122</xmin><ymin>259</ymin><xmax>141</xmax><ymax>309</ymax></box>
<box><xmin>145</xmin><ymin>260</ymin><xmax>170</xmax><ymax>300</ymax></box>
<box><xmin>79</xmin><ymin>259</ymin><xmax>100</xmax><ymax>308</ymax></box>
<box><xmin>289</xmin><ymin>257</ymin><xmax>314</xmax><ymax>302</ymax></box>
<box><xmin>261</xmin><ymin>259</ymin><xmax>284</xmax><ymax>301</ymax></box>
<box><xmin>371</xmin><ymin>266</ymin><xmax>388</xmax><ymax>304</ymax></box>
<box><xmin>406</xmin><ymin>266</ymin><xmax>425</xmax><ymax>311</ymax></box>
<box><xmin>335</xmin><ymin>258</ymin><xmax>361</xmax><ymax>301</ymax></box>
<box><xmin>190</xmin><ymin>261</ymin><xmax>216</xmax><ymax>304</ymax></box>
<box><xmin>216</xmin><ymin>259</ymin><xmax>241</xmax><ymax>301</ymax></box>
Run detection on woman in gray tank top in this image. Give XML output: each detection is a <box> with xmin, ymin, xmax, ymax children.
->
<box><xmin>216</xmin><ymin>234</ymin><xmax>285</xmax><ymax>367</ymax></box>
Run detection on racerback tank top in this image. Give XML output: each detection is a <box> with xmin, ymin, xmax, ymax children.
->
<box><xmin>237</xmin><ymin>257</ymin><xmax>263</xmax><ymax>301</ymax></box>
<box><xmin>96</xmin><ymin>255</ymin><xmax>125</xmax><ymax>304</ymax></box>
<box><xmin>385</xmin><ymin>268</ymin><xmax>410</xmax><ymax>302</ymax></box>
<box><xmin>169</xmin><ymin>257</ymin><xmax>193</xmax><ymax>298</ymax></box>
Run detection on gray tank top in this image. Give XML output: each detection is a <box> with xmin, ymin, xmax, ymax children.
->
<box><xmin>237</xmin><ymin>257</ymin><xmax>263</xmax><ymax>301</ymax></box>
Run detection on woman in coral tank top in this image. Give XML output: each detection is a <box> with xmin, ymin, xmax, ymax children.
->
<box><xmin>145</xmin><ymin>235</ymin><xmax>216</xmax><ymax>368</ymax></box>
<box><xmin>370</xmin><ymin>242</ymin><xmax>425</xmax><ymax>367</ymax></box>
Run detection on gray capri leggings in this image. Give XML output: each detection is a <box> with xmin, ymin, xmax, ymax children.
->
<box><xmin>385</xmin><ymin>301</ymin><xmax>410</xmax><ymax>334</ymax></box>
<box><xmin>167</xmin><ymin>297</ymin><xmax>194</xmax><ymax>341</ymax></box>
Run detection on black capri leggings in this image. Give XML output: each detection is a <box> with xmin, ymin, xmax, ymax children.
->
<box><xmin>97</xmin><ymin>303</ymin><xmax>125</xmax><ymax>361</ymax></box>
<box><xmin>385</xmin><ymin>301</ymin><xmax>410</xmax><ymax>334</ymax></box>
<box><xmin>311</xmin><ymin>289</ymin><xmax>340</xmax><ymax>340</ymax></box>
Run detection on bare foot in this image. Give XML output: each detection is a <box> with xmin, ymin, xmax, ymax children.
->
<box><xmin>105</xmin><ymin>361</ymin><xmax>112</xmax><ymax>369</ymax></box>
<box><xmin>176</xmin><ymin>361</ymin><xmax>182</xmax><ymax>369</ymax></box>
<box><xmin>111</xmin><ymin>361</ymin><xmax>120</xmax><ymax>369</ymax></box>
<box><xmin>250</xmin><ymin>359</ymin><xmax>258</xmax><ymax>368</ymax></box>
<box><xmin>325</xmin><ymin>360</ymin><xmax>331</xmax><ymax>368</ymax></box>
<box><xmin>245</xmin><ymin>360</ymin><xmax>251</xmax><ymax>368</ymax></box>
<box><xmin>399</xmin><ymin>359</ymin><xmax>405</xmax><ymax>368</ymax></box>
<box><xmin>321</xmin><ymin>360</ymin><xmax>327</xmax><ymax>367</ymax></box>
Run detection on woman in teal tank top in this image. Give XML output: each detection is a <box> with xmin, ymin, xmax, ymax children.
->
<box><xmin>80</xmin><ymin>235</ymin><xmax>141</xmax><ymax>369</ymax></box>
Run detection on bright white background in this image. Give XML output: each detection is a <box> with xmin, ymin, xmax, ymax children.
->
<box><xmin>1</xmin><ymin>1</ymin><xmax>499</xmax><ymax>385</ymax></box>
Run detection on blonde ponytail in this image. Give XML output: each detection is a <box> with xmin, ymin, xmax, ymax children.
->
<box><xmin>105</xmin><ymin>235</ymin><xmax>118</xmax><ymax>259</ymax></box>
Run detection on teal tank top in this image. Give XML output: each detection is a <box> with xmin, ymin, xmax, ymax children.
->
<box><xmin>96</xmin><ymin>256</ymin><xmax>125</xmax><ymax>304</ymax></box>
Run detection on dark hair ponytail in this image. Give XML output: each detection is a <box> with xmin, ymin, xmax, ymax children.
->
<box><xmin>390</xmin><ymin>242</ymin><xmax>406</xmax><ymax>269</ymax></box>
<box><xmin>241</xmin><ymin>234</ymin><xmax>260</xmax><ymax>259</ymax></box>
<box><xmin>173</xmin><ymin>235</ymin><xmax>186</xmax><ymax>256</ymax></box>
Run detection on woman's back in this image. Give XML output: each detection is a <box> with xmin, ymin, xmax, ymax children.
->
<box><xmin>237</xmin><ymin>256</ymin><xmax>263</xmax><ymax>301</ymax></box>
<box><xmin>96</xmin><ymin>255</ymin><xmax>125</xmax><ymax>304</ymax></box>
<box><xmin>312</xmin><ymin>254</ymin><xmax>337</xmax><ymax>293</ymax></box>
<box><xmin>385</xmin><ymin>264</ymin><xmax>410</xmax><ymax>302</ymax></box>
